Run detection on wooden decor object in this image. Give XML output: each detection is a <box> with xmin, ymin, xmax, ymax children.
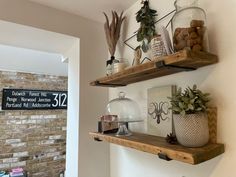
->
<box><xmin>90</xmin><ymin>132</ymin><xmax>224</xmax><ymax>165</ymax></box>
<box><xmin>90</xmin><ymin>49</ymin><xmax>218</xmax><ymax>87</ymax></box>
<box><xmin>208</xmin><ymin>107</ymin><xmax>217</xmax><ymax>143</ymax></box>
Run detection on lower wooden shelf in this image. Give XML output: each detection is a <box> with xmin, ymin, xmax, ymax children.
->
<box><xmin>89</xmin><ymin>132</ymin><xmax>224</xmax><ymax>165</ymax></box>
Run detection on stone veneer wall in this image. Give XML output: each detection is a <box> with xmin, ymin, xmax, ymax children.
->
<box><xmin>0</xmin><ymin>71</ymin><xmax>67</xmax><ymax>177</ymax></box>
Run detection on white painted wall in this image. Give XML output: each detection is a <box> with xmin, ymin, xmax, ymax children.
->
<box><xmin>29</xmin><ymin>0</ymin><xmax>138</xmax><ymax>23</ymax></box>
<box><xmin>0</xmin><ymin>1</ymin><xmax>109</xmax><ymax>177</ymax></box>
<box><xmin>110</xmin><ymin>0</ymin><xmax>236</xmax><ymax>177</ymax></box>
<box><xmin>0</xmin><ymin>44</ymin><xmax>68</xmax><ymax>76</ymax></box>
<box><xmin>0</xmin><ymin>20</ymin><xmax>80</xmax><ymax>177</ymax></box>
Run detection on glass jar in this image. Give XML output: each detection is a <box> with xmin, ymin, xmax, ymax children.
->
<box><xmin>106</xmin><ymin>92</ymin><xmax>141</xmax><ymax>122</ymax></box>
<box><xmin>106</xmin><ymin>92</ymin><xmax>142</xmax><ymax>136</ymax></box>
<box><xmin>171</xmin><ymin>0</ymin><xmax>209</xmax><ymax>52</ymax></box>
<box><xmin>106</xmin><ymin>57</ymin><xmax>128</xmax><ymax>75</ymax></box>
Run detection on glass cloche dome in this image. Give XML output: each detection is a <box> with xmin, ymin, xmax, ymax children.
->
<box><xmin>106</xmin><ymin>92</ymin><xmax>143</xmax><ymax>136</ymax></box>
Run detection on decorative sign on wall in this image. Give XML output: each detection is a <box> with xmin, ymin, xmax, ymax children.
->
<box><xmin>2</xmin><ymin>89</ymin><xmax>67</xmax><ymax>110</ymax></box>
<box><xmin>147</xmin><ymin>85</ymin><xmax>176</xmax><ymax>137</ymax></box>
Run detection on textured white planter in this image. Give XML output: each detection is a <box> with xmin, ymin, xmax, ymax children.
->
<box><xmin>173</xmin><ymin>113</ymin><xmax>209</xmax><ymax>147</ymax></box>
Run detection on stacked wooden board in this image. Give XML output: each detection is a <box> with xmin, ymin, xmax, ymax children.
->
<box><xmin>90</xmin><ymin>132</ymin><xmax>224</xmax><ymax>165</ymax></box>
<box><xmin>90</xmin><ymin>49</ymin><xmax>218</xmax><ymax>87</ymax></box>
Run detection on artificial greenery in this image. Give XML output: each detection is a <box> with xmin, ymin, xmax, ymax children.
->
<box><xmin>136</xmin><ymin>0</ymin><xmax>157</xmax><ymax>53</ymax></box>
<box><xmin>168</xmin><ymin>85</ymin><xmax>210</xmax><ymax>116</ymax></box>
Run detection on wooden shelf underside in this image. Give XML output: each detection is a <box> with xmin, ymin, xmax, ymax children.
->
<box><xmin>90</xmin><ymin>50</ymin><xmax>218</xmax><ymax>87</ymax></box>
<box><xmin>90</xmin><ymin>132</ymin><xmax>224</xmax><ymax>165</ymax></box>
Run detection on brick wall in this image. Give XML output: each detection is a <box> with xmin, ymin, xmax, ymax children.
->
<box><xmin>0</xmin><ymin>71</ymin><xmax>67</xmax><ymax>177</ymax></box>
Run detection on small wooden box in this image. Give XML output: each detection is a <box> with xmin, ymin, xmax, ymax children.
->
<box><xmin>98</xmin><ymin>115</ymin><xmax>118</xmax><ymax>134</ymax></box>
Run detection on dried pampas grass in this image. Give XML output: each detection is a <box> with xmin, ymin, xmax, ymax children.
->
<box><xmin>103</xmin><ymin>11</ymin><xmax>125</xmax><ymax>57</ymax></box>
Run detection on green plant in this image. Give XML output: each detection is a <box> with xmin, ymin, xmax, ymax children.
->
<box><xmin>136</xmin><ymin>0</ymin><xmax>157</xmax><ymax>53</ymax></box>
<box><xmin>168</xmin><ymin>85</ymin><xmax>210</xmax><ymax>116</ymax></box>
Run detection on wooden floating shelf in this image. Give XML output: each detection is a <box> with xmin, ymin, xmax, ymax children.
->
<box><xmin>89</xmin><ymin>132</ymin><xmax>224</xmax><ymax>165</ymax></box>
<box><xmin>90</xmin><ymin>49</ymin><xmax>218</xmax><ymax>87</ymax></box>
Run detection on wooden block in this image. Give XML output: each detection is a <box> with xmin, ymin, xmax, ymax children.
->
<box><xmin>208</xmin><ymin>107</ymin><xmax>217</xmax><ymax>143</ymax></box>
<box><xmin>90</xmin><ymin>50</ymin><xmax>218</xmax><ymax>87</ymax></box>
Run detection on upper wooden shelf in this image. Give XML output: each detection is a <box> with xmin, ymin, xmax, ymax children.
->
<box><xmin>89</xmin><ymin>132</ymin><xmax>224</xmax><ymax>165</ymax></box>
<box><xmin>90</xmin><ymin>49</ymin><xmax>218</xmax><ymax>87</ymax></box>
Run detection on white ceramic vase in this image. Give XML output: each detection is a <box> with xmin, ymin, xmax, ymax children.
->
<box><xmin>173</xmin><ymin>113</ymin><xmax>209</xmax><ymax>147</ymax></box>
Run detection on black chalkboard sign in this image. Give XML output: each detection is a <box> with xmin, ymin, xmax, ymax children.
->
<box><xmin>2</xmin><ymin>89</ymin><xmax>67</xmax><ymax>110</ymax></box>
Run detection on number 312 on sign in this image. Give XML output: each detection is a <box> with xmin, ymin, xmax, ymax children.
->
<box><xmin>52</xmin><ymin>93</ymin><xmax>67</xmax><ymax>107</ymax></box>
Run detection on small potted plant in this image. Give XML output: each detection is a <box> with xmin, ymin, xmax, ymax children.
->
<box><xmin>168</xmin><ymin>85</ymin><xmax>210</xmax><ymax>147</ymax></box>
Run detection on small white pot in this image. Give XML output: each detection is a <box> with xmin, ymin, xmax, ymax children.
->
<box><xmin>113</xmin><ymin>63</ymin><xmax>126</xmax><ymax>73</ymax></box>
<box><xmin>173</xmin><ymin>113</ymin><xmax>209</xmax><ymax>147</ymax></box>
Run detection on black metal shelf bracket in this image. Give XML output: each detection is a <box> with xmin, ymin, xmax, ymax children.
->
<box><xmin>155</xmin><ymin>60</ymin><xmax>196</xmax><ymax>71</ymax></box>
<box><xmin>94</xmin><ymin>137</ymin><xmax>103</xmax><ymax>142</ymax></box>
<box><xmin>94</xmin><ymin>81</ymin><xmax>126</xmax><ymax>87</ymax></box>
<box><xmin>158</xmin><ymin>153</ymin><xmax>172</xmax><ymax>161</ymax></box>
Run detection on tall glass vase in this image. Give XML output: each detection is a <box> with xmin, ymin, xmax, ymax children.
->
<box><xmin>171</xmin><ymin>0</ymin><xmax>209</xmax><ymax>52</ymax></box>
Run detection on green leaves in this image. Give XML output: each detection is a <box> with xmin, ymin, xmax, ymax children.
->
<box><xmin>136</xmin><ymin>1</ymin><xmax>157</xmax><ymax>53</ymax></box>
<box><xmin>188</xmin><ymin>104</ymin><xmax>194</xmax><ymax>110</ymax></box>
<box><xmin>169</xmin><ymin>85</ymin><xmax>211</xmax><ymax>115</ymax></box>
